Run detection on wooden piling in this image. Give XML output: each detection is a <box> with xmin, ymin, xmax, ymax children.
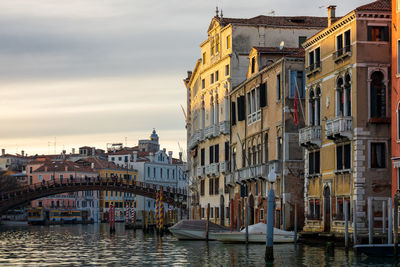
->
<box><xmin>294</xmin><ymin>204</ymin><xmax>297</xmax><ymax>245</ymax></box>
<box><xmin>353</xmin><ymin>199</ymin><xmax>358</xmax><ymax>245</ymax></box>
<box><xmin>344</xmin><ymin>200</ymin><xmax>349</xmax><ymax>249</ymax></box>
<box><xmin>245</xmin><ymin>199</ymin><xmax>249</xmax><ymax>244</ymax></box>
<box><xmin>368</xmin><ymin>197</ymin><xmax>373</xmax><ymax>244</ymax></box>
<box><xmin>388</xmin><ymin>198</ymin><xmax>392</xmax><ymax>244</ymax></box>
<box><xmin>383</xmin><ymin>200</ymin><xmax>386</xmax><ymax>235</ymax></box>
<box><xmin>394</xmin><ymin>194</ymin><xmax>398</xmax><ymax>257</ymax></box>
<box><xmin>230</xmin><ymin>199</ymin><xmax>234</xmax><ymax>232</ymax></box>
<box><xmin>206</xmin><ymin>203</ymin><xmax>210</xmax><ymax>241</ymax></box>
<box><xmin>237</xmin><ymin>202</ymin><xmax>241</xmax><ymax>232</ymax></box>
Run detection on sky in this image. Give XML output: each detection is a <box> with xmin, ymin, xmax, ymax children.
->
<box><xmin>0</xmin><ymin>0</ymin><xmax>372</xmax><ymax>158</ymax></box>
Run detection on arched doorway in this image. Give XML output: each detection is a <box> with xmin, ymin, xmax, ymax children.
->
<box><xmin>220</xmin><ymin>194</ymin><xmax>225</xmax><ymax>226</ymax></box>
<box><xmin>248</xmin><ymin>194</ymin><xmax>255</xmax><ymax>225</ymax></box>
<box><xmin>323</xmin><ymin>186</ymin><xmax>331</xmax><ymax>232</ymax></box>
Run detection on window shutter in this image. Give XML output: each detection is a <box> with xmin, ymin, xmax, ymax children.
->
<box><xmin>367</xmin><ymin>26</ymin><xmax>371</xmax><ymax>41</ymax></box>
<box><xmin>215</xmin><ymin>144</ymin><xmax>219</xmax><ymax>163</ymax></box>
<box><xmin>260</xmin><ymin>83</ymin><xmax>266</xmax><ymax>107</ymax></box>
<box><xmin>209</xmin><ymin>146</ymin><xmax>214</xmax><ymax>164</ymax></box>
<box><xmin>231</xmin><ymin>101</ymin><xmax>236</xmax><ymax>125</ymax></box>
<box><xmin>384</xmin><ymin>26</ymin><xmax>389</xmax><ymax>41</ymax></box>
<box><xmin>238</xmin><ymin>95</ymin><xmax>246</xmax><ymax>121</ymax></box>
<box><xmin>224</xmin><ymin>142</ymin><xmax>229</xmax><ymax>161</ymax></box>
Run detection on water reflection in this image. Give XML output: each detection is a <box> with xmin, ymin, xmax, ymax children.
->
<box><xmin>0</xmin><ymin>224</ymin><xmax>397</xmax><ymax>266</ymax></box>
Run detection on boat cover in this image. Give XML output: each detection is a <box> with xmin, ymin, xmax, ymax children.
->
<box><xmin>169</xmin><ymin>220</ymin><xmax>228</xmax><ymax>231</ymax></box>
<box><xmin>240</xmin><ymin>222</ymin><xmax>294</xmax><ymax>235</ymax></box>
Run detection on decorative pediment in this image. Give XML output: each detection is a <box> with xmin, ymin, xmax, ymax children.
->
<box><xmin>207</xmin><ymin>17</ymin><xmax>221</xmax><ymax>34</ymax></box>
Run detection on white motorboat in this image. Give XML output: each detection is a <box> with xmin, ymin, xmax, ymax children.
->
<box><xmin>169</xmin><ymin>220</ymin><xmax>229</xmax><ymax>240</ymax></box>
<box><xmin>213</xmin><ymin>222</ymin><xmax>296</xmax><ymax>243</ymax></box>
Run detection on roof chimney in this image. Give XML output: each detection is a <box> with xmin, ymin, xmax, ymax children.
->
<box><xmin>72</xmin><ymin>148</ymin><xmax>75</xmax><ymax>154</ymax></box>
<box><xmin>168</xmin><ymin>151</ymin><xmax>173</xmax><ymax>164</ymax></box>
<box><xmin>91</xmin><ymin>147</ymin><xmax>95</xmax><ymax>155</ymax></box>
<box><xmin>327</xmin><ymin>5</ymin><xmax>336</xmax><ymax>27</ymax></box>
<box><xmin>21</xmin><ymin>150</ymin><xmax>25</xmax><ymax>157</ymax></box>
<box><xmin>1</xmin><ymin>149</ymin><xmax>5</xmax><ymax>156</ymax></box>
<box><xmin>133</xmin><ymin>151</ymin><xmax>138</xmax><ymax>162</ymax></box>
<box><xmin>179</xmin><ymin>152</ymin><xmax>182</xmax><ymax>162</ymax></box>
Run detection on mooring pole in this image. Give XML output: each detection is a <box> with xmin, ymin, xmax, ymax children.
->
<box><xmin>245</xmin><ymin>199</ymin><xmax>249</xmax><ymax>244</ymax></box>
<box><xmin>353</xmin><ymin>199</ymin><xmax>357</xmax><ymax>245</ymax></box>
<box><xmin>294</xmin><ymin>204</ymin><xmax>297</xmax><ymax>245</ymax></box>
<box><xmin>383</xmin><ymin>200</ymin><xmax>386</xmax><ymax>235</ymax></box>
<box><xmin>265</xmin><ymin>186</ymin><xmax>275</xmax><ymax>261</ymax></box>
<box><xmin>237</xmin><ymin>202</ymin><xmax>241</xmax><ymax>232</ymax></box>
<box><xmin>344</xmin><ymin>200</ymin><xmax>349</xmax><ymax>249</ymax></box>
<box><xmin>394</xmin><ymin>194</ymin><xmax>399</xmax><ymax>257</ymax></box>
<box><xmin>388</xmin><ymin>198</ymin><xmax>392</xmax><ymax>244</ymax></box>
<box><xmin>206</xmin><ymin>203</ymin><xmax>210</xmax><ymax>241</ymax></box>
<box><xmin>368</xmin><ymin>197</ymin><xmax>373</xmax><ymax>244</ymax></box>
<box><xmin>230</xmin><ymin>199</ymin><xmax>234</xmax><ymax>232</ymax></box>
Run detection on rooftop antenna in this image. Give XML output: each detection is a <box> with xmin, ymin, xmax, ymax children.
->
<box><xmin>279</xmin><ymin>41</ymin><xmax>285</xmax><ymax>51</ymax></box>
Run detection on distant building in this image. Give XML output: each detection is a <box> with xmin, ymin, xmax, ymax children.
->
<box><xmin>27</xmin><ymin>160</ymin><xmax>100</xmax><ymax>222</ymax></box>
<box><xmin>0</xmin><ymin>149</ymin><xmax>29</xmax><ymax>172</ymax></box>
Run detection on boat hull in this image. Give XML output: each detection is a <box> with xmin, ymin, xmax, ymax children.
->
<box><xmin>169</xmin><ymin>229</ymin><xmax>218</xmax><ymax>240</ymax></box>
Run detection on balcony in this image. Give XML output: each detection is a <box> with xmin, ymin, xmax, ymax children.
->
<box><xmin>219</xmin><ymin>121</ymin><xmax>230</xmax><ymax>135</ymax></box>
<box><xmin>299</xmin><ymin>125</ymin><xmax>322</xmax><ymax>148</ymax></box>
<box><xmin>306</xmin><ymin>62</ymin><xmax>321</xmax><ymax>77</ymax></box>
<box><xmin>325</xmin><ymin>116</ymin><xmax>353</xmax><ymax>141</ymax></box>
<box><xmin>210</xmin><ymin>163</ymin><xmax>219</xmax><ymax>176</ymax></box>
<box><xmin>333</xmin><ymin>45</ymin><xmax>351</xmax><ymax>63</ymax></box>
<box><xmin>219</xmin><ymin>161</ymin><xmax>229</xmax><ymax>174</ymax></box>
<box><xmin>237</xmin><ymin>164</ymin><xmax>268</xmax><ymax>183</ymax></box>
<box><xmin>226</xmin><ymin>174</ymin><xmax>235</xmax><ymax>186</ymax></box>
<box><xmin>188</xmin><ymin>129</ymin><xmax>204</xmax><ymax>149</ymax></box>
<box><xmin>197</xmin><ymin>166</ymin><xmax>204</xmax><ymax>178</ymax></box>
<box><xmin>205</xmin><ymin>125</ymin><xmax>218</xmax><ymax>139</ymax></box>
<box><xmin>205</xmin><ymin>165</ymin><xmax>212</xmax><ymax>176</ymax></box>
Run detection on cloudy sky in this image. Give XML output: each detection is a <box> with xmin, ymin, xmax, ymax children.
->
<box><xmin>0</xmin><ymin>0</ymin><xmax>371</xmax><ymax>157</ymax></box>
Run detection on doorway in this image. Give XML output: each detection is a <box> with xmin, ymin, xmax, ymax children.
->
<box><xmin>323</xmin><ymin>186</ymin><xmax>331</xmax><ymax>232</ymax></box>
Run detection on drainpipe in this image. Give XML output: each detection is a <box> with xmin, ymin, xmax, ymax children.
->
<box><xmin>281</xmin><ymin>57</ymin><xmax>286</xmax><ymax>230</ymax></box>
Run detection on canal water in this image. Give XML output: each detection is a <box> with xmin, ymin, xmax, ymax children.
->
<box><xmin>0</xmin><ymin>223</ymin><xmax>396</xmax><ymax>266</ymax></box>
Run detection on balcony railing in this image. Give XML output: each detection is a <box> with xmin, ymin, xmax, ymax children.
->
<box><xmin>205</xmin><ymin>125</ymin><xmax>218</xmax><ymax>139</ymax></box>
<box><xmin>219</xmin><ymin>161</ymin><xmax>229</xmax><ymax>174</ymax></box>
<box><xmin>210</xmin><ymin>163</ymin><xmax>219</xmax><ymax>176</ymax></box>
<box><xmin>305</xmin><ymin>62</ymin><xmax>321</xmax><ymax>76</ymax></box>
<box><xmin>247</xmin><ymin>110</ymin><xmax>261</xmax><ymax>125</ymax></box>
<box><xmin>236</xmin><ymin>164</ymin><xmax>269</xmax><ymax>182</ymax></box>
<box><xmin>299</xmin><ymin>125</ymin><xmax>322</xmax><ymax>148</ymax></box>
<box><xmin>333</xmin><ymin>45</ymin><xmax>351</xmax><ymax>62</ymax></box>
<box><xmin>196</xmin><ymin>166</ymin><xmax>204</xmax><ymax>178</ymax></box>
<box><xmin>205</xmin><ymin>165</ymin><xmax>212</xmax><ymax>176</ymax></box>
<box><xmin>325</xmin><ymin>116</ymin><xmax>353</xmax><ymax>140</ymax></box>
<box><xmin>188</xmin><ymin>129</ymin><xmax>204</xmax><ymax>149</ymax></box>
<box><xmin>268</xmin><ymin>160</ymin><xmax>281</xmax><ymax>176</ymax></box>
<box><xmin>219</xmin><ymin>121</ymin><xmax>230</xmax><ymax>135</ymax></box>
<box><xmin>226</xmin><ymin>174</ymin><xmax>235</xmax><ymax>186</ymax></box>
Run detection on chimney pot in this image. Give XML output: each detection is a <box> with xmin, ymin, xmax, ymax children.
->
<box><xmin>22</xmin><ymin>150</ymin><xmax>25</xmax><ymax>157</ymax></box>
<box><xmin>327</xmin><ymin>5</ymin><xmax>336</xmax><ymax>27</ymax></box>
<box><xmin>1</xmin><ymin>149</ymin><xmax>5</xmax><ymax>156</ymax></box>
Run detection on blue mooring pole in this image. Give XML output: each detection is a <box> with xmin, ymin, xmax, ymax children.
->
<box><xmin>265</xmin><ymin>187</ymin><xmax>275</xmax><ymax>261</ymax></box>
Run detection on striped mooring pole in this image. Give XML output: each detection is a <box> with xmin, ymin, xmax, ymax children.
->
<box><xmin>160</xmin><ymin>188</ymin><xmax>164</xmax><ymax>235</ymax></box>
<box><xmin>156</xmin><ymin>190</ymin><xmax>160</xmax><ymax>233</ymax></box>
<box><xmin>126</xmin><ymin>204</ymin><xmax>129</xmax><ymax>224</ymax></box>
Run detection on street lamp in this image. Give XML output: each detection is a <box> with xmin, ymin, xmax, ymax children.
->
<box><xmin>265</xmin><ymin>171</ymin><xmax>276</xmax><ymax>261</ymax></box>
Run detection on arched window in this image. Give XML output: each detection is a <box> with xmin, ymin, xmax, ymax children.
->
<box><xmin>370</xmin><ymin>71</ymin><xmax>386</xmax><ymax>118</ymax></box>
<box><xmin>336</xmin><ymin>77</ymin><xmax>344</xmax><ymax>116</ymax></box>
<box><xmin>344</xmin><ymin>74</ymin><xmax>351</xmax><ymax>116</ymax></box>
<box><xmin>264</xmin><ymin>133</ymin><xmax>269</xmax><ymax>164</ymax></box>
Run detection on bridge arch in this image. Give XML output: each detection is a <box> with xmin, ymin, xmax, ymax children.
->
<box><xmin>0</xmin><ymin>178</ymin><xmax>187</xmax><ymax>214</ymax></box>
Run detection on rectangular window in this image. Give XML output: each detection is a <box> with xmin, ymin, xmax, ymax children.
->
<box><xmin>237</xmin><ymin>95</ymin><xmax>246</xmax><ymax>121</ymax></box>
<box><xmin>39</xmin><ymin>174</ymin><xmax>43</xmax><ymax>182</ymax></box>
<box><xmin>276</xmin><ymin>74</ymin><xmax>281</xmax><ymax>100</ymax></box>
<box><xmin>308</xmin><ymin>150</ymin><xmax>320</xmax><ymax>175</ymax></box>
<box><xmin>344</xmin><ymin>30</ymin><xmax>351</xmax><ymax>52</ymax></box>
<box><xmin>337</xmin><ymin>144</ymin><xmax>351</xmax><ymax>170</ymax></box>
<box><xmin>371</xmin><ymin>142</ymin><xmax>385</xmax><ymax>168</ymax></box>
<box><xmin>251</xmin><ymin>57</ymin><xmax>256</xmax><ymax>74</ymax></box>
<box><xmin>225</xmin><ymin>64</ymin><xmax>230</xmax><ymax>76</ymax></box>
<box><xmin>200</xmin><ymin>179</ymin><xmax>205</xmax><ymax>196</ymax></box>
<box><xmin>201</xmin><ymin>208</ymin><xmax>205</xmax><ymax>218</ymax></box>
<box><xmin>336</xmin><ymin>34</ymin><xmax>343</xmax><ymax>55</ymax></box>
<box><xmin>260</xmin><ymin>82</ymin><xmax>267</xmax><ymax>107</ymax></box>
<box><xmin>308</xmin><ymin>50</ymin><xmax>314</xmax><ymax>68</ymax></box>
<box><xmin>315</xmin><ymin>48</ymin><xmax>321</xmax><ymax>67</ymax></box>
<box><xmin>231</xmin><ymin>101</ymin><xmax>236</xmax><ymax>125</ymax></box>
<box><xmin>210</xmin><ymin>207</ymin><xmax>214</xmax><ymax>218</ymax></box>
<box><xmin>224</xmin><ymin>142</ymin><xmax>229</xmax><ymax>161</ymax></box>
<box><xmin>216</xmin><ymin>207</ymin><xmax>219</xmax><ymax>218</ymax></box>
<box><xmin>226</xmin><ymin>35</ymin><xmax>231</xmax><ymax>49</ymax></box>
<box><xmin>202</xmin><ymin>79</ymin><xmax>205</xmax><ymax>89</ymax></box>
<box><xmin>260</xmin><ymin>209</ymin><xmax>264</xmax><ymax>220</ymax></box>
<box><xmin>209</xmin><ymin>146</ymin><xmax>214</xmax><ymax>164</ymax></box>
<box><xmin>214</xmin><ymin>144</ymin><xmax>219</xmax><ymax>163</ymax></box>
<box><xmin>209</xmin><ymin>178</ymin><xmax>214</xmax><ymax>195</ymax></box>
<box><xmin>210</xmin><ymin>73</ymin><xmax>214</xmax><ymax>84</ymax></box>
<box><xmin>214</xmin><ymin>178</ymin><xmax>219</xmax><ymax>195</ymax></box>
<box><xmin>201</xmin><ymin>148</ymin><xmax>205</xmax><ymax>166</ymax></box>
<box><xmin>215</xmin><ymin>71</ymin><xmax>219</xmax><ymax>82</ymax></box>
<box><xmin>298</xmin><ymin>36</ymin><xmax>307</xmax><ymax>47</ymax></box>
<box><xmin>202</xmin><ymin>52</ymin><xmax>206</xmax><ymax>64</ymax></box>
<box><xmin>368</xmin><ymin>26</ymin><xmax>389</xmax><ymax>41</ymax></box>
